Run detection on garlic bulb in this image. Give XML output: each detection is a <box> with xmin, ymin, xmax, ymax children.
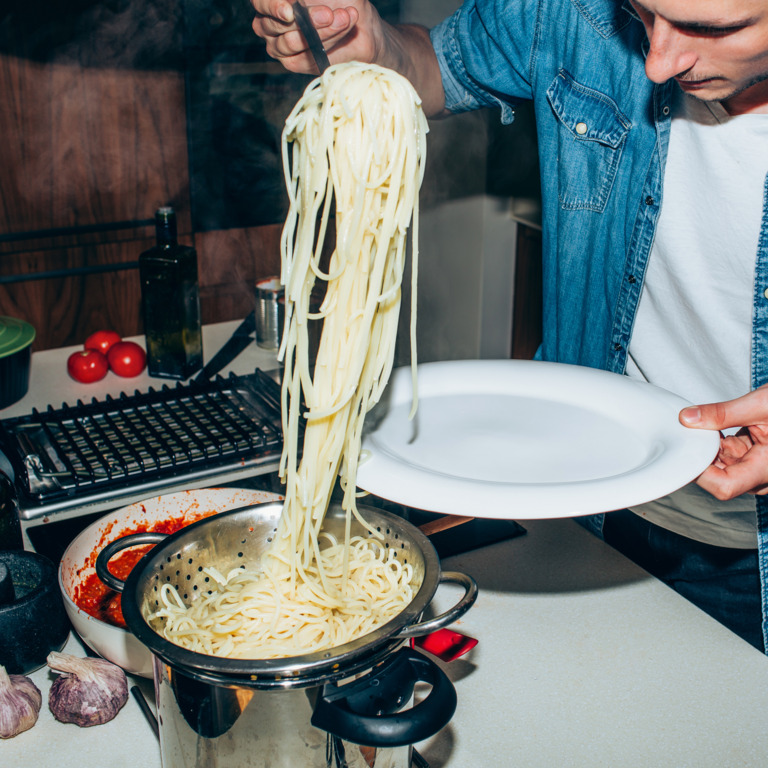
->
<box><xmin>47</xmin><ymin>652</ymin><xmax>128</xmax><ymax>727</ymax></box>
<box><xmin>0</xmin><ymin>664</ymin><xmax>42</xmax><ymax>739</ymax></box>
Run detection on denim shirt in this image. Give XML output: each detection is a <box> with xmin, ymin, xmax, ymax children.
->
<box><xmin>431</xmin><ymin>0</ymin><xmax>768</xmax><ymax>649</ymax></box>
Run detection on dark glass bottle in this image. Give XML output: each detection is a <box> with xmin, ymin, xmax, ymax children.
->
<box><xmin>0</xmin><ymin>471</ymin><xmax>23</xmax><ymax>550</ymax></box>
<box><xmin>139</xmin><ymin>207</ymin><xmax>203</xmax><ymax>379</ymax></box>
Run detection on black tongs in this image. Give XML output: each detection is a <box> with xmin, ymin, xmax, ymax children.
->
<box><xmin>292</xmin><ymin>0</ymin><xmax>331</xmax><ymax>74</ymax></box>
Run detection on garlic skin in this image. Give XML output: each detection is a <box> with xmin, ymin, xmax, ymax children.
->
<box><xmin>0</xmin><ymin>664</ymin><xmax>42</xmax><ymax>739</ymax></box>
<box><xmin>47</xmin><ymin>652</ymin><xmax>128</xmax><ymax>727</ymax></box>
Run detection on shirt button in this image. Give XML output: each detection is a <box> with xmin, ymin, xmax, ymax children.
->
<box><xmin>613</xmin><ymin>343</ymin><xmax>623</xmax><ymax>352</ymax></box>
<box><xmin>662</xmin><ymin>105</ymin><xmax>670</xmax><ymax>116</ymax></box>
<box><xmin>628</xmin><ymin>275</ymin><xmax>636</xmax><ymax>284</ymax></box>
<box><xmin>575</xmin><ymin>122</ymin><xmax>588</xmax><ymax>135</ymax></box>
<box><xmin>764</xmin><ymin>288</ymin><xmax>768</xmax><ymax>300</ymax></box>
<box><xmin>645</xmin><ymin>196</ymin><xmax>655</xmax><ymax>206</ymax></box>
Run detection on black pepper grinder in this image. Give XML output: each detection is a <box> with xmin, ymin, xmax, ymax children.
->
<box><xmin>140</xmin><ymin>207</ymin><xmax>204</xmax><ymax>379</ymax></box>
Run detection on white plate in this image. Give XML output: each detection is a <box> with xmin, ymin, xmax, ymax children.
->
<box><xmin>357</xmin><ymin>360</ymin><xmax>720</xmax><ymax>519</ymax></box>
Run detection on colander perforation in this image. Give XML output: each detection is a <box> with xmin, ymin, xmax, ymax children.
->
<box><xmin>123</xmin><ymin>501</ymin><xmax>442</xmax><ymax>680</ymax></box>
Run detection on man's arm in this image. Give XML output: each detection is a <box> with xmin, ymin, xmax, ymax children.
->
<box><xmin>680</xmin><ymin>386</ymin><xmax>768</xmax><ymax>499</ymax></box>
<box><xmin>250</xmin><ymin>1</ymin><xmax>447</xmax><ymax>116</ymax></box>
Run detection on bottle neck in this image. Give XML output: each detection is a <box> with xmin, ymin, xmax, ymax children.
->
<box><xmin>155</xmin><ymin>207</ymin><xmax>178</xmax><ymax>248</ymax></box>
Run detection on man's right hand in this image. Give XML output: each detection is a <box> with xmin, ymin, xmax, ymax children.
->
<box><xmin>250</xmin><ymin>1</ymin><xmax>382</xmax><ymax>74</ymax></box>
<box><xmin>250</xmin><ymin>1</ymin><xmax>447</xmax><ymax>116</ymax></box>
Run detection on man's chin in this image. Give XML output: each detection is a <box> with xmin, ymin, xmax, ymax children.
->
<box><xmin>675</xmin><ymin>78</ymin><xmax>727</xmax><ymax>99</ymax></box>
<box><xmin>679</xmin><ymin>73</ymin><xmax>768</xmax><ymax>113</ymax></box>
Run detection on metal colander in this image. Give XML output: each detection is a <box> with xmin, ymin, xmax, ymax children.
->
<box><xmin>97</xmin><ymin>501</ymin><xmax>476</xmax><ymax>687</ymax></box>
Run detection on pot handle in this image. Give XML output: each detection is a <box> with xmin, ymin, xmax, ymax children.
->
<box><xmin>311</xmin><ymin>647</ymin><xmax>456</xmax><ymax>747</ymax></box>
<box><xmin>394</xmin><ymin>571</ymin><xmax>478</xmax><ymax>640</ymax></box>
<box><xmin>95</xmin><ymin>533</ymin><xmax>168</xmax><ymax>593</ymax></box>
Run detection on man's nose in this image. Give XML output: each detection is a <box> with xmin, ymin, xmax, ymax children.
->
<box><xmin>644</xmin><ymin>18</ymin><xmax>698</xmax><ymax>83</ymax></box>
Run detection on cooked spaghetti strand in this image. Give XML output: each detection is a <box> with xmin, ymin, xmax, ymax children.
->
<box><xmin>148</xmin><ymin>62</ymin><xmax>426</xmax><ymax>659</ymax></box>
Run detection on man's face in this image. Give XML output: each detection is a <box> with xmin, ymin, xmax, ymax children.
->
<box><xmin>628</xmin><ymin>0</ymin><xmax>768</xmax><ymax>113</ymax></box>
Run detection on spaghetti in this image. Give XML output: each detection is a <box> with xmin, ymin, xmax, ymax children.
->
<box><xmin>149</xmin><ymin>62</ymin><xmax>427</xmax><ymax>658</ymax></box>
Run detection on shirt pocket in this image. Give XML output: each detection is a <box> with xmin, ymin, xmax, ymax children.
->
<box><xmin>546</xmin><ymin>69</ymin><xmax>632</xmax><ymax>212</ymax></box>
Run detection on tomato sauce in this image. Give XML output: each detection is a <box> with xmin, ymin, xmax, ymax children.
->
<box><xmin>73</xmin><ymin>510</ymin><xmax>215</xmax><ymax>628</ymax></box>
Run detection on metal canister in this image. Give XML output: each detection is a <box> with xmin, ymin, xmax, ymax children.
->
<box><xmin>254</xmin><ymin>277</ymin><xmax>284</xmax><ymax>350</ymax></box>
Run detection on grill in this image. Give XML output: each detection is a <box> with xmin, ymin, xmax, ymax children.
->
<box><xmin>0</xmin><ymin>370</ymin><xmax>284</xmax><ymax>521</ymax></box>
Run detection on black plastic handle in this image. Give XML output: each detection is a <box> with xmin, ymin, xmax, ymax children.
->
<box><xmin>311</xmin><ymin>647</ymin><xmax>456</xmax><ymax>747</ymax></box>
<box><xmin>95</xmin><ymin>532</ymin><xmax>168</xmax><ymax>593</ymax></box>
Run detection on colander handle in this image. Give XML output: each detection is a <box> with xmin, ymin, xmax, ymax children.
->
<box><xmin>95</xmin><ymin>532</ymin><xmax>168</xmax><ymax>593</ymax></box>
<box><xmin>394</xmin><ymin>570</ymin><xmax>478</xmax><ymax>639</ymax></box>
<box><xmin>311</xmin><ymin>647</ymin><xmax>456</xmax><ymax>747</ymax></box>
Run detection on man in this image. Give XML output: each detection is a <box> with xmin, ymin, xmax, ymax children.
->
<box><xmin>250</xmin><ymin>0</ymin><xmax>768</xmax><ymax>650</ymax></box>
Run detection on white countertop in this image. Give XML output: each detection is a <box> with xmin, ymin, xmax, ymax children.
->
<box><xmin>5</xmin><ymin>326</ymin><xmax>768</xmax><ymax>766</ymax></box>
<box><xmin>1</xmin><ymin>321</ymin><xmax>280</xmax><ymax>421</ymax></box>
<box><xmin>421</xmin><ymin>519</ymin><xmax>768</xmax><ymax>768</ymax></box>
<box><xmin>7</xmin><ymin>517</ymin><xmax>768</xmax><ymax>767</ymax></box>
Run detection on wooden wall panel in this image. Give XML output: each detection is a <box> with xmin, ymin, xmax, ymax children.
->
<box><xmin>0</xmin><ymin>239</ymin><xmax>146</xmax><ymax>350</ymax></box>
<box><xmin>1</xmin><ymin>222</ymin><xmax>287</xmax><ymax>350</ymax></box>
<box><xmin>196</xmin><ymin>224</ymin><xmax>283</xmax><ymax>325</ymax></box>
<box><xmin>0</xmin><ymin>47</ymin><xmax>195</xmax><ymax>351</ymax></box>
<box><xmin>0</xmin><ymin>53</ymin><xmax>190</xmax><ymax>237</ymax></box>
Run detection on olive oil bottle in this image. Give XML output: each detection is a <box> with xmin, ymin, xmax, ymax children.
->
<box><xmin>139</xmin><ymin>207</ymin><xmax>203</xmax><ymax>379</ymax></box>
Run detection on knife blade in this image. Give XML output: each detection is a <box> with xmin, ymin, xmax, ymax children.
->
<box><xmin>292</xmin><ymin>0</ymin><xmax>331</xmax><ymax>74</ymax></box>
<box><xmin>193</xmin><ymin>311</ymin><xmax>256</xmax><ymax>382</ymax></box>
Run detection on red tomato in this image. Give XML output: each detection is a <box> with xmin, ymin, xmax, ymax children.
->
<box><xmin>107</xmin><ymin>341</ymin><xmax>147</xmax><ymax>377</ymax></box>
<box><xmin>67</xmin><ymin>349</ymin><xmax>109</xmax><ymax>383</ymax></box>
<box><xmin>84</xmin><ymin>329</ymin><xmax>122</xmax><ymax>355</ymax></box>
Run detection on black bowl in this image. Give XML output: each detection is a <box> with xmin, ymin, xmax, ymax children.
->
<box><xmin>0</xmin><ymin>550</ymin><xmax>70</xmax><ymax>674</ymax></box>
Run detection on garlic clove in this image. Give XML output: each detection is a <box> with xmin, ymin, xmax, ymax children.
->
<box><xmin>47</xmin><ymin>651</ymin><xmax>128</xmax><ymax>727</ymax></box>
<box><xmin>0</xmin><ymin>664</ymin><xmax>42</xmax><ymax>739</ymax></box>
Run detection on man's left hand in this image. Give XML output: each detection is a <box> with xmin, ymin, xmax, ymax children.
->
<box><xmin>680</xmin><ymin>385</ymin><xmax>768</xmax><ymax>499</ymax></box>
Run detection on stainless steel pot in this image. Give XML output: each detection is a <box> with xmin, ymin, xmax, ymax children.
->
<box><xmin>97</xmin><ymin>501</ymin><xmax>477</xmax><ymax>768</ymax></box>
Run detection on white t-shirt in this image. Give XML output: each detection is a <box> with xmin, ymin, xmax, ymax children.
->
<box><xmin>625</xmin><ymin>92</ymin><xmax>768</xmax><ymax>548</ymax></box>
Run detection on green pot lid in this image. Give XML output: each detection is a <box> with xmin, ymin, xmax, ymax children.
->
<box><xmin>0</xmin><ymin>316</ymin><xmax>36</xmax><ymax>358</ymax></box>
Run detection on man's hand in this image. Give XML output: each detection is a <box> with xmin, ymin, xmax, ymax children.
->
<box><xmin>250</xmin><ymin>1</ymin><xmax>447</xmax><ymax>115</ymax></box>
<box><xmin>680</xmin><ymin>385</ymin><xmax>768</xmax><ymax>499</ymax></box>
<box><xmin>251</xmin><ymin>1</ymin><xmax>379</xmax><ymax>74</ymax></box>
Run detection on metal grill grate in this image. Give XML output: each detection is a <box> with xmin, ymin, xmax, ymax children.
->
<box><xmin>0</xmin><ymin>370</ymin><xmax>284</xmax><ymax>520</ymax></box>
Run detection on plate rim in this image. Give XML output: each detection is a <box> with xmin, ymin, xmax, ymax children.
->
<box><xmin>357</xmin><ymin>360</ymin><xmax>720</xmax><ymax>519</ymax></box>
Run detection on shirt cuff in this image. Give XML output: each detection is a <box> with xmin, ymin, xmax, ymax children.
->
<box><xmin>430</xmin><ymin>11</ymin><xmax>517</xmax><ymax>124</ymax></box>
